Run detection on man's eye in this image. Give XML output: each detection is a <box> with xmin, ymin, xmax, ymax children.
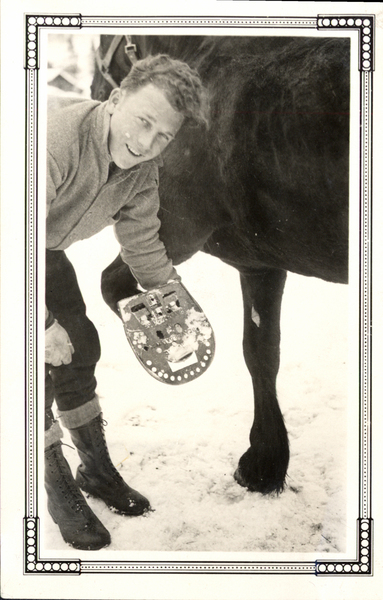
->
<box><xmin>139</xmin><ymin>117</ymin><xmax>150</xmax><ymax>128</ymax></box>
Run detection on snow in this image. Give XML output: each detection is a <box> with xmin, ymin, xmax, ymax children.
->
<box><xmin>42</xmin><ymin>228</ymin><xmax>351</xmax><ymax>557</ymax></box>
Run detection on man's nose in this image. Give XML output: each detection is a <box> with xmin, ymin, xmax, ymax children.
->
<box><xmin>137</xmin><ymin>130</ymin><xmax>156</xmax><ymax>154</ymax></box>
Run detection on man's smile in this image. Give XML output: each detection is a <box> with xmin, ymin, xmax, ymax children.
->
<box><xmin>126</xmin><ymin>143</ymin><xmax>142</xmax><ymax>157</ymax></box>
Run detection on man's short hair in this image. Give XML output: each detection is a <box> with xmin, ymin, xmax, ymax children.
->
<box><xmin>120</xmin><ymin>54</ymin><xmax>209</xmax><ymax>127</ymax></box>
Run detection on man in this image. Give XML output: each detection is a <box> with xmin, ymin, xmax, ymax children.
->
<box><xmin>45</xmin><ymin>54</ymin><xmax>208</xmax><ymax>550</ymax></box>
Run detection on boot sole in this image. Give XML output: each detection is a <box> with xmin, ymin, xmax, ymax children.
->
<box><xmin>79</xmin><ymin>483</ymin><xmax>150</xmax><ymax>516</ymax></box>
<box><xmin>48</xmin><ymin>507</ymin><xmax>111</xmax><ymax>551</ymax></box>
<box><xmin>66</xmin><ymin>536</ymin><xmax>111</xmax><ymax>551</ymax></box>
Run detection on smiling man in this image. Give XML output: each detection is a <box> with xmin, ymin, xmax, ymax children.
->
<box><xmin>44</xmin><ymin>54</ymin><xmax>207</xmax><ymax>550</ymax></box>
<box><xmin>107</xmin><ymin>83</ymin><xmax>184</xmax><ymax>168</ymax></box>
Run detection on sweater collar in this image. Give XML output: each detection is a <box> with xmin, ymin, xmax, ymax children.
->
<box><xmin>100</xmin><ymin>101</ymin><xmax>114</xmax><ymax>164</ymax></box>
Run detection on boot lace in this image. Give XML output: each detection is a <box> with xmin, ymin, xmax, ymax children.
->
<box><xmin>47</xmin><ymin>444</ymin><xmax>89</xmax><ymax>513</ymax></box>
<box><xmin>93</xmin><ymin>417</ymin><xmax>125</xmax><ymax>485</ymax></box>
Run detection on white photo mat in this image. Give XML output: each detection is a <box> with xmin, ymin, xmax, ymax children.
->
<box><xmin>2</xmin><ymin>2</ymin><xmax>383</xmax><ymax>599</ymax></box>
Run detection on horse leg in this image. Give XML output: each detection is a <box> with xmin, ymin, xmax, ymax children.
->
<box><xmin>234</xmin><ymin>267</ymin><xmax>289</xmax><ymax>494</ymax></box>
<box><xmin>101</xmin><ymin>255</ymin><xmax>140</xmax><ymax>317</ymax></box>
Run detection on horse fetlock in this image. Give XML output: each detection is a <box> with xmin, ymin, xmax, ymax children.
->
<box><xmin>234</xmin><ymin>446</ymin><xmax>289</xmax><ymax>495</ymax></box>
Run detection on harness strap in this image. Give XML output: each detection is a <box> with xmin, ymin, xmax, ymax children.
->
<box><xmin>124</xmin><ymin>35</ymin><xmax>138</xmax><ymax>64</ymax></box>
<box><xmin>95</xmin><ymin>35</ymin><xmax>125</xmax><ymax>89</ymax></box>
<box><xmin>104</xmin><ymin>35</ymin><xmax>125</xmax><ymax>72</ymax></box>
<box><xmin>95</xmin><ymin>35</ymin><xmax>138</xmax><ymax>90</ymax></box>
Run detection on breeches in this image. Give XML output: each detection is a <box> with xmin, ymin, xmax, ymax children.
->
<box><xmin>45</xmin><ymin>250</ymin><xmax>101</xmax><ymax>430</ymax></box>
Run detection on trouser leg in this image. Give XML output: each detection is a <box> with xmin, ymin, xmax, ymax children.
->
<box><xmin>44</xmin><ymin>366</ymin><xmax>64</xmax><ymax>446</ymax></box>
<box><xmin>45</xmin><ymin>367</ymin><xmax>55</xmax><ymax>431</ymax></box>
<box><xmin>45</xmin><ymin>249</ymin><xmax>101</xmax><ymax>418</ymax></box>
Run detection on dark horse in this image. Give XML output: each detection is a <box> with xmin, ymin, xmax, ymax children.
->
<box><xmin>91</xmin><ymin>34</ymin><xmax>350</xmax><ymax>495</ymax></box>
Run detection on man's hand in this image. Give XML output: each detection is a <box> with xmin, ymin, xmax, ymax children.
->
<box><xmin>45</xmin><ymin>320</ymin><xmax>74</xmax><ymax>366</ymax></box>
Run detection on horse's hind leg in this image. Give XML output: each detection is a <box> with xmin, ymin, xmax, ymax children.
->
<box><xmin>234</xmin><ymin>267</ymin><xmax>289</xmax><ymax>494</ymax></box>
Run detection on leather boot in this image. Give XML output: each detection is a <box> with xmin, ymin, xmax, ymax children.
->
<box><xmin>45</xmin><ymin>441</ymin><xmax>111</xmax><ymax>550</ymax></box>
<box><xmin>69</xmin><ymin>414</ymin><xmax>150</xmax><ymax>516</ymax></box>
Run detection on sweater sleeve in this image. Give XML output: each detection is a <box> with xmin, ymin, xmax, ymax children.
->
<box><xmin>113</xmin><ymin>177</ymin><xmax>179</xmax><ymax>290</ymax></box>
<box><xmin>46</xmin><ymin>150</ymin><xmax>62</xmax><ymax>217</ymax></box>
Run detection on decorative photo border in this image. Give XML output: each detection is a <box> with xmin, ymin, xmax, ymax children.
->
<box><xmin>24</xmin><ymin>13</ymin><xmax>374</xmax><ymax>576</ymax></box>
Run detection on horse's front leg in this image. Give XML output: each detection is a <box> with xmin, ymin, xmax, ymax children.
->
<box><xmin>101</xmin><ymin>254</ymin><xmax>140</xmax><ymax>317</ymax></box>
<box><xmin>234</xmin><ymin>267</ymin><xmax>289</xmax><ymax>495</ymax></box>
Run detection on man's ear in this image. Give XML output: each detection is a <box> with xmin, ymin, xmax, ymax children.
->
<box><xmin>106</xmin><ymin>88</ymin><xmax>121</xmax><ymax>115</ymax></box>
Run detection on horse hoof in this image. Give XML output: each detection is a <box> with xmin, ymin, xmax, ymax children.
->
<box><xmin>234</xmin><ymin>467</ymin><xmax>249</xmax><ymax>489</ymax></box>
<box><xmin>234</xmin><ymin>465</ymin><xmax>285</xmax><ymax>495</ymax></box>
<box><xmin>234</xmin><ymin>466</ymin><xmax>265</xmax><ymax>493</ymax></box>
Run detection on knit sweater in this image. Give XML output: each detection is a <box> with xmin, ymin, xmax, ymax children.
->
<box><xmin>46</xmin><ymin>98</ymin><xmax>177</xmax><ymax>289</ymax></box>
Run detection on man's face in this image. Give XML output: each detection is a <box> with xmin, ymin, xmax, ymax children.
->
<box><xmin>106</xmin><ymin>83</ymin><xmax>184</xmax><ymax>169</ymax></box>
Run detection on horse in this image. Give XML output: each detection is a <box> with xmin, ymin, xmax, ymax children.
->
<box><xmin>90</xmin><ymin>34</ymin><xmax>350</xmax><ymax>495</ymax></box>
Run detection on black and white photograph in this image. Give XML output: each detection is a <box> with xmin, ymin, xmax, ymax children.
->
<box><xmin>41</xmin><ymin>28</ymin><xmax>355</xmax><ymax>554</ymax></box>
<box><xmin>1</xmin><ymin>2</ymin><xmax>383</xmax><ymax>600</ymax></box>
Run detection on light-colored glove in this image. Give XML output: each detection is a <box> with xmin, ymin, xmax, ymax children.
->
<box><xmin>45</xmin><ymin>320</ymin><xmax>74</xmax><ymax>366</ymax></box>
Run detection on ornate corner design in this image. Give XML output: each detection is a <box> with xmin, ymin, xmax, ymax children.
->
<box><xmin>316</xmin><ymin>519</ymin><xmax>373</xmax><ymax>576</ymax></box>
<box><xmin>318</xmin><ymin>15</ymin><xmax>374</xmax><ymax>71</ymax></box>
<box><xmin>24</xmin><ymin>518</ymin><xmax>81</xmax><ymax>574</ymax></box>
<box><xmin>25</xmin><ymin>15</ymin><xmax>82</xmax><ymax>70</ymax></box>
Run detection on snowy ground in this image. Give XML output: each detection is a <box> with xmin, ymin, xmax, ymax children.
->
<box><xmin>42</xmin><ymin>228</ymin><xmax>353</xmax><ymax>557</ymax></box>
